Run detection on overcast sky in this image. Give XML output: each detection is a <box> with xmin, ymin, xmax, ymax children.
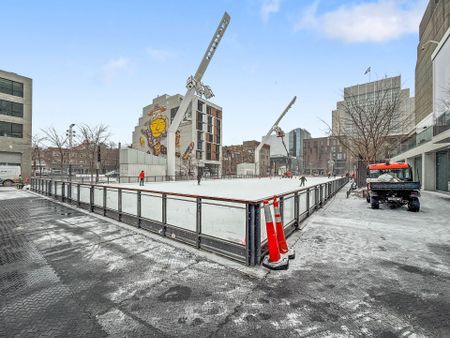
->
<box><xmin>1</xmin><ymin>0</ymin><xmax>427</xmax><ymax>145</ymax></box>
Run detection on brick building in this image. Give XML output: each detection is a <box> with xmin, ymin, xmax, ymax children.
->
<box><xmin>222</xmin><ymin>140</ymin><xmax>270</xmax><ymax>176</ymax></box>
<box><xmin>40</xmin><ymin>142</ymin><xmax>119</xmax><ymax>174</ymax></box>
<box><xmin>303</xmin><ymin>136</ymin><xmax>352</xmax><ymax>175</ymax></box>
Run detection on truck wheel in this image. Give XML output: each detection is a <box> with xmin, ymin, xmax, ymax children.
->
<box><xmin>370</xmin><ymin>197</ymin><xmax>379</xmax><ymax>209</ymax></box>
<box><xmin>2</xmin><ymin>180</ymin><xmax>13</xmax><ymax>187</ymax></box>
<box><xmin>408</xmin><ymin>197</ymin><xmax>420</xmax><ymax>212</ymax></box>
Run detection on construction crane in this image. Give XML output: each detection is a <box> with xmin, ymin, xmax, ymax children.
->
<box><xmin>166</xmin><ymin>12</ymin><xmax>230</xmax><ymax>178</ymax></box>
<box><xmin>254</xmin><ymin>96</ymin><xmax>297</xmax><ymax>176</ymax></box>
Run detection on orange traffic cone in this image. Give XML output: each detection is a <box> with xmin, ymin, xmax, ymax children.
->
<box><xmin>262</xmin><ymin>200</ymin><xmax>289</xmax><ymax>270</ymax></box>
<box><xmin>273</xmin><ymin>195</ymin><xmax>295</xmax><ymax>259</ymax></box>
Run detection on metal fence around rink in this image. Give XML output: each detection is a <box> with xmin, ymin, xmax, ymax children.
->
<box><xmin>30</xmin><ymin>177</ymin><xmax>348</xmax><ymax>266</ymax></box>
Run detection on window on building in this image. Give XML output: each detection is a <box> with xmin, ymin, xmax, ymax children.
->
<box><xmin>206</xmin><ymin>105</ymin><xmax>212</xmax><ymax>115</ymax></box>
<box><xmin>170</xmin><ymin>107</ymin><xmax>179</xmax><ymax>123</ymax></box>
<box><xmin>0</xmin><ymin>121</ymin><xmax>23</xmax><ymax>138</ymax></box>
<box><xmin>198</xmin><ymin>100</ymin><xmax>204</xmax><ymax>112</ymax></box>
<box><xmin>197</xmin><ymin>131</ymin><xmax>203</xmax><ymax>141</ymax></box>
<box><xmin>0</xmin><ymin>77</ymin><xmax>23</xmax><ymax>97</ymax></box>
<box><xmin>196</xmin><ymin>151</ymin><xmax>202</xmax><ymax>160</ymax></box>
<box><xmin>0</xmin><ymin>99</ymin><xmax>23</xmax><ymax>118</ymax></box>
<box><xmin>197</xmin><ymin>140</ymin><xmax>203</xmax><ymax>150</ymax></box>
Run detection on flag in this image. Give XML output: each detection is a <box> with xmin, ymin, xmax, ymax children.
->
<box><xmin>364</xmin><ymin>67</ymin><xmax>371</xmax><ymax>75</ymax></box>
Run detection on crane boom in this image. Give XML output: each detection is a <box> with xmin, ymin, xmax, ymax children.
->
<box><xmin>167</xmin><ymin>12</ymin><xmax>230</xmax><ymax>177</ymax></box>
<box><xmin>255</xmin><ymin>96</ymin><xmax>297</xmax><ymax>176</ymax></box>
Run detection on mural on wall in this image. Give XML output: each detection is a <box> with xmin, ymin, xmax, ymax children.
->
<box><xmin>175</xmin><ymin>130</ymin><xmax>181</xmax><ymax>158</ymax></box>
<box><xmin>140</xmin><ymin>104</ymin><xmax>168</xmax><ymax>156</ymax></box>
<box><xmin>182</xmin><ymin>142</ymin><xmax>195</xmax><ymax>161</ymax></box>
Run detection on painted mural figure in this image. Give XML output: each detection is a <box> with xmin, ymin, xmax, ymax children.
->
<box><xmin>140</xmin><ymin>109</ymin><xmax>168</xmax><ymax>156</ymax></box>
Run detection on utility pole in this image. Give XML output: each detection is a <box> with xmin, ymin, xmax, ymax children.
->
<box><xmin>66</xmin><ymin>123</ymin><xmax>76</xmax><ymax>181</ymax></box>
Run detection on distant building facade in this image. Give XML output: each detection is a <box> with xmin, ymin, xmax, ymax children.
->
<box><xmin>131</xmin><ymin>94</ymin><xmax>222</xmax><ymax>176</ymax></box>
<box><xmin>222</xmin><ymin>140</ymin><xmax>270</xmax><ymax>176</ymax></box>
<box><xmin>0</xmin><ymin>70</ymin><xmax>32</xmax><ymax>178</ymax></box>
<box><xmin>263</xmin><ymin>128</ymin><xmax>311</xmax><ymax>174</ymax></box>
<box><xmin>332</xmin><ymin>75</ymin><xmax>415</xmax><ymax>138</ymax></box>
<box><xmin>303</xmin><ymin>136</ymin><xmax>352</xmax><ymax>175</ymax></box>
<box><xmin>40</xmin><ymin>143</ymin><xmax>119</xmax><ymax>174</ymax></box>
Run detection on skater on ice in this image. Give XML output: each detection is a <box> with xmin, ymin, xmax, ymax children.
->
<box><xmin>138</xmin><ymin>170</ymin><xmax>145</xmax><ymax>186</ymax></box>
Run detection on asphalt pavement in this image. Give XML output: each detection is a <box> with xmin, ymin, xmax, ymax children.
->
<box><xmin>0</xmin><ymin>186</ymin><xmax>449</xmax><ymax>337</ymax></box>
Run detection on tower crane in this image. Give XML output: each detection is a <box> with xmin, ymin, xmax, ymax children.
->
<box><xmin>166</xmin><ymin>12</ymin><xmax>230</xmax><ymax>177</ymax></box>
<box><xmin>255</xmin><ymin>96</ymin><xmax>297</xmax><ymax>176</ymax></box>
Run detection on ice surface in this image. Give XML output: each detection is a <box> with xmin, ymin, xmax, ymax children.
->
<box><xmin>90</xmin><ymin>177</ymin><xmax>335</xmax><ymax>244</ymax></box>
<box><xmin>107</xmin><ymin>176</ymin><xmax>332</xmax><ymax>201</ymax></box>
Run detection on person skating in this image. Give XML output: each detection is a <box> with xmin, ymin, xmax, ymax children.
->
<box><xmin>138</xmin><ymin>170</ymin><xmax>145</xmax><ymax>186</ymax></box>
<box><xmin>197</xmin><ymin>165</ymin><xmax>203</xmax><ymax>185</ymax></box>
<box><xmin>300</xmin><ymin>174</ymin><xmax>307</xmax><ymax>187</ymax></box>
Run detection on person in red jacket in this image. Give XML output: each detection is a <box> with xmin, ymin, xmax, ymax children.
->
<box><xmin>138</xmin><ymin>170</ymin><xmax>145</xmax><ymax>186</ymax></box>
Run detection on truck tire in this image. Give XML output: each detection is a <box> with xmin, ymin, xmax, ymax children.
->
<box><xmin>2</xmin><ymin>179</ymin><xmax>14</xmax><ymax>187</ymax></box>
<box><xmin>408</xmin><ymin>197</ymin><xmax>420</xmax><ymax>212</ymax></box>
<box><xmin>370</xmin><ymin>196</ymin><xmax>379</xmax><ymax>209</ymax></box>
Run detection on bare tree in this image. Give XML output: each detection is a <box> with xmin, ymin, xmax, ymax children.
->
<box><xmin>326</xmin><ymin>81</ymin><xmax>412</xmax><ymax>163</ymax></box>
<box><xmin>77</xmin><ymin>124</ymin><xmax>110</xmax><ymax>181</ymax></box>
<box><xmin>32</xmin><ymin>134</ymin><xmax>46</xmax><ymax>176</ymax></box>
<box><xmin>42</xmin><ymin>127</ymin><xmax>68</xmax><ymax>172</ymax></box>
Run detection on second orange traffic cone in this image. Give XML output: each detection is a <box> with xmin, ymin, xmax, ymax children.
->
<box><xmin>273</xmin><ymin>195</ymin><xmax>295</xmax><ymax>259</ymax></box>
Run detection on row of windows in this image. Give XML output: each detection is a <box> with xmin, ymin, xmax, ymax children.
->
<box><xmin>0</xmin><ymin>77</ymin><xmax>24</xmax><ymax>97</ymax></box>
<box><xmin>0</xmin><ymin>99</ymin><xmax>23</xmax><ymax>117</ymax></box>
<box><xmin>0</xmin><ymin>121</ymin><xmax>23</xmax><ymax>138</ymax></box>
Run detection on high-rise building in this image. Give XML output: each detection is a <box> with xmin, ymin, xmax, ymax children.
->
<box><xmin>0</xmin><ymin>70</ymin><xmax>32</xmax><ymax>179</ymax></box>
<box><xmin>332</xmin><ymin>75</ymin><xmax>415</xmax><ymax>138</ymax></box>
<box><xmin>288</xmin><ymin>128</ymin><xmax>311</xmax><ymax>173</ymax></box>
<box><xmin>393</xmin><ymin>1</ymin><xmax>450</xmax><ymax>192</ymax></box>
<box><xmin>132</xmin><ymin>94</ymin><xmax>222</xmax><ymax>176</ymax></box>
<box><xmin>415</xmin><ymin>0</ymin><xmax>450</xmax><ymax>126</ymax></box>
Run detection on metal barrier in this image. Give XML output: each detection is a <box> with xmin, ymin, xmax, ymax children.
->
<box><xmin>30</xmin><ymin>177</ymin><xmax>348</xmax><ymax>266</ymax></box>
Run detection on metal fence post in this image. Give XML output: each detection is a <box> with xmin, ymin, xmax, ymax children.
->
<box><xmin>279</xmin><ymin>196</ymin><xmax>284</xmax><ymax>224</ymax></box>
<box><xmin>77</xmin><ymin>184</ymin><xmax>81</xmax><ymax>206</ymax></box>
<box><xmin>246</xmin><ymin>203</ymin><xmax>260</xmax><ymax>266</ymax></box>
<box><xmin>61</xmin><ymin>182</ymin><xmax>65</xmax><ymax>202</ymax></box>
<box><xmin>294</xmin><ymin>192</ymin><xmax>299</xmax><ymax>228</ymax></box>
<box><xmin>90</xmin><ymin>186</ymin><xmax>94</xmax><ymax>212</ymax></box>
<box><xmin>103</xmin><ymin>186</ymin><xmax>107</xmax><ymax>216</ymax></box>
<box><xmin>306</xmin><ymin>188</ymin><xmax>310</xmax><ymax>216</ymax></box>
<box><xmin>118</xmin><ymin>188</ymin><xmax>122</xmax><ymax>222</ymax></box>
<box><xmin>196</xmin><ymin>198</ymin><xmax>202</xmax><ymax>248</ymax></box>
<box><xmin>137</xmin><ymin>190</ymin><xmax>141</xmax><ymax>227</ymax></box>
<box><xmin>162</xmin><ymin>194</ymin><xmax>167</xmax><ymax>236</ymax></box>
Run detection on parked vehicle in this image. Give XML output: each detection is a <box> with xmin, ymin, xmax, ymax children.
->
<box><xmin>0</xmin><ymin>165</ymin><xmax>21</xmax><ymax>187</ymax></box>
<box><xmin>366</xmin><ymin>162</ymin><xmax>421</xmax><ymax>212</ymax></box>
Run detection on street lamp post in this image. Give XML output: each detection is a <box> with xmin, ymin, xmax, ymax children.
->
<box><xmin>66</xmin><ymin>123</ymin><xmax>76</xmax><ymax>181</ymax></box>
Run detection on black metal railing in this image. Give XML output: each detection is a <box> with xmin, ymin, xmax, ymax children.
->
<box><xmin>30</xmin><ymin>176</ymin><xmax>348</xmax><ymax>266</ymax></box>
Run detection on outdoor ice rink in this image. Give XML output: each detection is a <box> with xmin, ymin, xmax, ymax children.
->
<box><xmin>83</xmin><ymin>176</ymin><xmax>335</xmax><ymax>244</ymax></box>
<box><xmin>109</xmin><ymin>176</ymin><xmax>332</xmax><ymax>200</ymax></box>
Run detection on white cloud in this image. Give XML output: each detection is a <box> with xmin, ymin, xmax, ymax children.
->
<box><xmin>294</xmin><ymin>0</ymin><xmax>427</xmax><ymax>43</ymax></box>
<box><xmin>260</xmin><ymin>0</ymin><xmax>281</xmax><ymax>23</ymax></box>
<box><xmin>146</xmin><ymin>47</ymin><xmax>175</xmax><ymax>62</ymax></box>
<box><xmin>99</xmin><ymin>57</ymin><xmax>130</xmax><ymax>84</ymax></box>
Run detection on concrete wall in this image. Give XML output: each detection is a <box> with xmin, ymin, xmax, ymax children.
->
<box><xmin>0</xmin><ymin>69</ymin><xmax>32</xmax><ymax>178</ymax></box>
<box><xmin>119</xmin><ymin>148</ymin><xmax>166</xmax><ymax>177</ymax></box>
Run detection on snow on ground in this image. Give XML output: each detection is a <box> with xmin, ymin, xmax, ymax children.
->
<box><xmin>105</xmin><ymin>176</ymin><xmax>333</xmax><ymax>200</ymax></box>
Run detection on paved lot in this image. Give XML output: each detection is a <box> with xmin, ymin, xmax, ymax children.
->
<box><xmin>0</xmin><ymin>186</ymin><xmax>449</xmax><ymax>337</ymax></box>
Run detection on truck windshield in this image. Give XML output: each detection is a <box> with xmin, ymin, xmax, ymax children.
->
<box><xmin>368</xmin><ymin>168</ymin><xmax>412</xmax><ymax>181</ymax></box>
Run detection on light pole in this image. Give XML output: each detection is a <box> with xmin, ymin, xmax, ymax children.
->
<box><xmin>66</xmin><ymin>123</ymin><xmax>76</xmax><ymax>181</ymax></box>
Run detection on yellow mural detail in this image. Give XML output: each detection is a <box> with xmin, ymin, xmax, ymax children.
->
<box><xmin>150</xmin><ymin>117</ymin><xmax>167</xmax><ymax>138</ymax></box>
<box><xmin>141</xmin><ymin>112</ymin><xmax>168</xmax><ymax>157</ymax></box>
